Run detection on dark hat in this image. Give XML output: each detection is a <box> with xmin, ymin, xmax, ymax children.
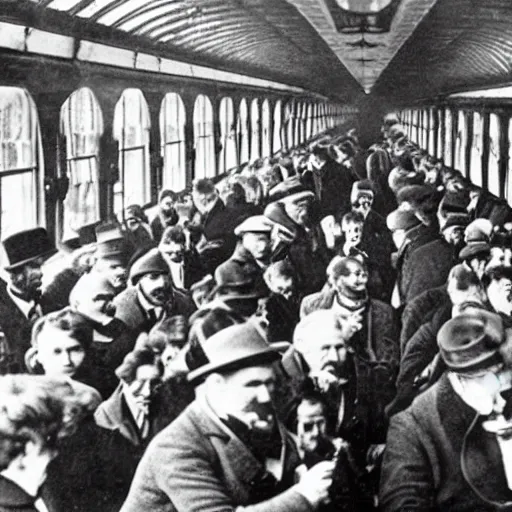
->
<box><xmin>437</xmin><ymin>310</ymin><xmax>505</xmax><ymax>373</ymax></box>
<box><xmin>3</xmin><ymin>228</ymin><xmax>57</xmax><ymax>271</ymax></box>
<box><xmin>268</xmin><ymin>176</ymin><xmax>315</xmax><ymax>204</ymax></box>
<box><xmin>129</xmin><ymin>248</ymin><xmax>169</xmax><ymax>285</ymax></box>
<box><xmin>124</xmin><ymin>204</ymin><xmax>148</xmax><ymax>223</ymax></box>
<box><xmin>351</xmin><ymin>181</ymin><xmax>374</xmax><ymax>205</ymax></box>
<box><xmin>159</xmin><ymin>189</ymin><xmax>177</xmax><ymax>203</ymax></box>
<box><xmin>386</xmin><ymin>209</ymin><xmax>421</xmax><ymax>232</ymax></box>
<box><xmin>442</xmin><ymin>213</ymin><xmax>471</xmax><ymax>231</ymax></box>
<box><xmin>95</xmin><ymin>222</ymin><xmax>132</xmax><ymax>262</ymax></box>
<box><xmin>396</xmin><ymin>185</ymin><xmax>435</xmax><ymax>208</ymax></box>
<box><xmin>187</xmin><ymin>322</ymin><xmax>280</xmax><ymax>384</ymax></box>
<box><xmin>459</xmin><ymin>242</ymin><xmax>491</xmax><ymax>262</ymax></box>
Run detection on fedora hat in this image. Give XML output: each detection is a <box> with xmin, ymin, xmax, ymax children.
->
<box><xmin>95</xmin><ymin>222</ymin><xmax>133</xmax><ymax>262</ymax></box>
<box><xmin>437</xmin><ymin>310</ymin><xmax>505</xmax><ymax>373</ymax></box>
<box><xmin>3</xmin><ymin>228</ymin><xmax>57</xmax><ymax>271</ymax></box>
<box><xmin>187</xmin><ymin>322</ymin><xmax>280</xmax><ymax>384</ymax></box>
<box><xmin>268</xmin><ymin>176</ymin><xmax>315</xmax><ymax>204</ymax></box>
<box><xmin>459</xmin><ymin>241</ymin><xmax>491</xmax><ymax>262</ymax></box>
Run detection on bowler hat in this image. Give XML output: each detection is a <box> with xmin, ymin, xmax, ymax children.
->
<box><xmin>187</xmin><ymin>322</ymin><xmax>280</xmax><ymax>383</ymax></box>
<box><xmin>437</xmin><ymin>310</ymin><xmax>504</xmax><ymax>373</ymax></box>
<box><xmin>3</xmin><ymin>228</ymin><xmax>57</xmax><ymax>271</ymax></box>
<box><xmin>268</xmin><ymin>176</ymin><xmax>315</xmax><ymax>204</ymax></box>
<box><xmin>234</xmin><ymin>215</ymin><xmax>273</xmax><ymax>236</ymax></box>
<box><xmin>129</xmin><ymin>248</ymin><xmax>169</xmax><ymax>285</ymax></box>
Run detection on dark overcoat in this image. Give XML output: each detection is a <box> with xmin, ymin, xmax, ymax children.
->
<box><xmin>380</xmin><ymin>374</ymin><xmax>512</xmax><ymax>511</ymax></box>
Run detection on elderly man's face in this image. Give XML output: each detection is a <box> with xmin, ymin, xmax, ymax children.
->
<box><xmin>11</xmin><ymin>258</ymin><xmax>44</xmax><ymax>298</ymax></box>
<box><xmin>299</xmin><ymin>335</ymin><xmax>348</xmax><ymax>378</ymax></box>
<box><xmin>217</xmin><ymin>365</ymin><xmax>277</xmax><ymax>433</ymax></box>
<box><xmin>284</xmin><ymin>197</ymin><xmax>312</xmax><ymax>227</ymax></box>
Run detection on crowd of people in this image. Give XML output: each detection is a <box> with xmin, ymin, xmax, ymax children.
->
<box><xmin>1</xmin><ymin>113</ymin><xmax>512</xmax><ymax>511</ymax></box>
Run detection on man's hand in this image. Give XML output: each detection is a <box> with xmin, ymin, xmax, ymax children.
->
<box><xmin>295</xmin><ymin>460</ymin><xmax>335</xmax><ymax>508</ymax></box>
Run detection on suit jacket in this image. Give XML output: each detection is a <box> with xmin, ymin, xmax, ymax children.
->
<box><xmin>182</xmin><ymin>249</ymin><xmax>207</xmax><ymax>290</ymax></box>
<box><xmin>0</xmin><ymin>476</ymin><xmax>38</xmax><ymax>512</ymax></box>
<box><xmin>380</xmin><ymin>374</ymin><xmax>512</xmax><ymax>511</ymax></box>
<box><xmin>0</xmin><ymin>279</ymin><xmax>35</xmax><ymax>374</ymax></box>
<box><xmin>113</xmin><ymin>286</ymin><xmax>196</xmax><ymax>332</ymax></box>
<box><xmin>120</xmin><ymin>398</ymin><xmax>314</xmax><ymax>512</ymax></box>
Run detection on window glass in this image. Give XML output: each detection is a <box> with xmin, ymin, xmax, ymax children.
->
<box><xmin>437</xmin><ymin>109</ymin><xmax>443</xmax><ymax>159</ymax></box>
<box><xmin>193</xmin><ymin>94</ymin><xmax>215</xmax><ymax>179</ymax></box>
<box><xmin>112</xmin><ymin>88</ymin><xmax>151</xmax><ymax>214</ymax></box>
<box><xmin>60</xmin><ymin>87</ymin><xmax>103</xmax><ymax>240</ymax></box>
<box><xmin>286</xmin><ymin>100</ymin><xmax>295</xmax><ymax>150</ymax></box>
<box><xmin>261</xmin><ymin>99</ymin><xmax>271</xmax><ymax>158</ymax></box>
<box><xmin>454</xmin><ymin>110</ymin><xmax>467</xmax><ymax>175</ymax></box>
<box><xmin>488</xmin><ymin>114</ymin><xmax>500</xmax><ymax>196</ymax></box>
<box><xmin>305</xmin><ymin>104</ymin><xmax>313</xmax><ymax>141</ymax></box>
<box><xmin>237</xmin><ymin>98</ymin><xmax>249</xmax><ymax>164</ymax></box>
<box><xmin>507</xmin><ymin>118</ymin><xmax>512</xmax><ymax>202</ymax></box>
<box><xmin>273</xmin><ymin>100</ymin><xmax>282</xmax><ymax>154</ymax></box>
<box><xmin>412</xmin><ymin>110</ymin><xmax>419</xmax><ymax>144</ymax></box>
<box><xmin>0</xmin><ymin>87</ymin><xmax>43</xmax><ymax>238</ymax></box>
<box><xmin>445</xmin><ymin>109</ymin><xmax>453</xmax><ymax>167</ymax></box>
<box><xmin>218</xmin><ymin>97</ymin><xmax>237</xmax><ymax>174</ymax></box>
<box><xmin>159</xmin><ymin>92</ymin><xmax>186</xmax><ymax>191</ymax></box>
<box><xmin>470</xmin><ymin>112</ymin><xmax>483</xmax><ymax>187</ymax></box>
<box><xmin>428</xmin><ymin>108</ymin><xmax>435</xmax><ymax>154</ymax></box>
<box><xmin>250</xmin><ymin>98</ymin><xmax>260</xmax><ymax>162</ymax></box>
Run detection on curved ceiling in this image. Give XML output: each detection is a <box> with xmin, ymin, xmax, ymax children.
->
<box><xmin>23</xmin><ymin>0</ymin><xmax>363</xmax><ymax>101</ymax></box>
<box><xmin>372</xmin><ymin>0</ymin><xmax>512</xmax><ymax>103</ymax></box>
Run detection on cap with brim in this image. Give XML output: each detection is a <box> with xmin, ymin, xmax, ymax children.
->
<box><xmin>187</xmin><ymin>322</ymin><xmax>280</xmax><ymax>383</ymax></box>
<box><xmin>437</xmin><ymin>310</ymin><xmax>504</xmax><ymax>373</ymax></box>
<box><xmin>3</xmin><ymin>228</ymin><xmax>57</xmax><ymax>271</ymax></box>
<box><xmin>234</xmin><ymin>216</ymin><xmax>274</xmax><ymax>236</ymax></box>
<box><xmin>129</xmin><ymin>248</ymin><xmax>169</xmax><ymax>285</ymax></box>
<box><xmin>268</xmin><ymin>176</ymin><xmax>315</xmax><ymax>204</ymax></box>
<box><xmin>386</xmin><ymin>209</ymin><xmax>421</xmax><ymax>232</ymax></box>
<box><xmin>442</xmin><ymin>213</ymin><xmax>470</xmax><ymax>231</ymax></box>
<box><xmin>459</xmin><ymin>242</ymin><xmax>491</xmax><ymax>261</ymax></box>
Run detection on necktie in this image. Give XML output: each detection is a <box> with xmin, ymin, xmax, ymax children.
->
<box><xmin>147</xmin><ymin>308</ymin><xmax>157</xmax><ymax>324</ymax></box>
<box><xmin>136</xmin><ymin>409</ymin><xmax>150</xmax><ymax>439</ymax></box>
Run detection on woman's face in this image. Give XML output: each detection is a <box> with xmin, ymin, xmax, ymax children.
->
<box><xmin>37</xmin><ymin>326</ymin><xmax>86</xmax><ymax>378</ymax></box>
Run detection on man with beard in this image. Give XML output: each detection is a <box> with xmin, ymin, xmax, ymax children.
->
<box><xmin>0</xmin><ymin>228</ymin><xmax>58</xmax><ymax>373</ymax></box>
<box><xmin>151</xmin><ymin>189</ymin><xmax>180</xmax><ymax>243</ymax></box>
<box><xmin>265</xmin><ymin>176</ymin><xmax>330</xmax><ymax>296</ymax></box>
<box><xmin>159</xmin><ymin>225</ymin><xmax>205</xmax><ymax>290</ymax></box>
<box><xmin>114</xmin><ymin>248</ymin><xmax>195</xmax><ymax>336</ymax></box>
<box><xmin>121</xmin><ymin>322</ymin><xmax>335</xmax><ymax>512</ymax></box>
<box><xmin>292</xmin><ymin>308</ymin><xmax>397</xmax><ymax>510</ymax></box>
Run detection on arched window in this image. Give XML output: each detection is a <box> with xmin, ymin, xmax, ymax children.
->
<box><xmin>454</xmin><ymin>110</ymin><xmax>467</xmax><ymax>175</ymax></box>
<box><xmin>218</xmin><ymin>97</ymin><xmax>237</xmax><ymax>174</ymax></box>
<box><xmin>445</xmin><ymin>109</ymin><xmax>453</xmax><ymax>167</ymax></box>
<box><xmin>237</xmin><ymin>98</ymin><xmax>249</xmax><ymax>165</ymax></box>
<box><xmin>0</xmin><ymin>87</ymin><xmax>44</xmax><ymax>238</ymax></box>
<box><xmin>113</xmin><ymin>88</ymin><xmax>151</xmax><ymax>215</ymax></box>
<box><xmin>193</xmin><ymin>94</ymin><xmax>215</xmax><ymax>179</ymax></box>
<box><xmin>470</xmin><ymin>112</ymin><xmax>483</xmax><ymax>187</ymax></box>
<box><xmin>250</xmin><ymin>98</ymin><xmax>260</xmax><ymax>162</ymax></box>
<box><xmin>488</xmin><ymin>114</ymin><xmax>501</xmax><ymax>196</ymax></box>
<box><xmin>159</xmin><ymin>92</ymin><xmax>186</xmax><ymax>192</ymax></box>
<box><xmin>261</xmin><ymin>99</ymin><xmax>271</xmax><ymax>158</ymax></box>
<box><xmin>60</xmin><ymin>87</ymin><xmax>103</xmax><ymax>241</ymax></box>
<box><xmin>273</xmin><ymin>100</ymin><xmax>282</xmax><ymax>154</ymax></box>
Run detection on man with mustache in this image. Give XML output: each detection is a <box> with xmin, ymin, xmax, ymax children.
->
<box><xmin>113</xmin><ymin>248</ymin><xmax>195</xmax><ymax>337</ymax></box>
<box><xmin>121</xmin><ymin>322</ymin><xmax>335</xmax><ymax>512</ymax></box>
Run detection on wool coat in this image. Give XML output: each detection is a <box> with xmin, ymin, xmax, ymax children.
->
<box><xmin>113</xmin><ymin>285</ymin><xmax>195</xmax><ymax>332</ymax></box>
<box><xmin>215</xmin><ymin>243</ymin><xmax>268</xmax><ymax>297</ymax></box>
<box><xmin>380</xmin><ymin>374</ymin><xmax>512</xmax><ymax>511</ymax></box>
<box><xmin>120</xmin><ymin>398</ymin><xmax>314</xmax><ymax>512</ymax></box>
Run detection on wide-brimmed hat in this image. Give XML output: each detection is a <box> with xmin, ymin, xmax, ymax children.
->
<box><xmin>268</xmin><ymin>176</ymin><xmax>315</xmax><ymax>204</ymax></box>
<box><xmin>3</xmin><ymin>228</ymin><xmax>57</xmax><ymax>271</ymax></box>
<box><xmin>95</xmin><ymin>222</ymin><xmax>133</xmax><ymax>262</ymax></box>
<box><xmin>459</xmin><ymin>242</ymin><xmax>491</xmax><ymax>262</ymax></box>
<box><xmin>187</xmin><ymin>322</ymin><xmax>280</xmax><ymax>383</ymax></box>
<box><xmin>438</xmin><ymin>310</ymin><xmax>505</xmax><ymax>373</ymax></box>
<box><xmin>129</xmin><ymin>248</ymin><xmax>169</xmax><ymax>285</ymax></box>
